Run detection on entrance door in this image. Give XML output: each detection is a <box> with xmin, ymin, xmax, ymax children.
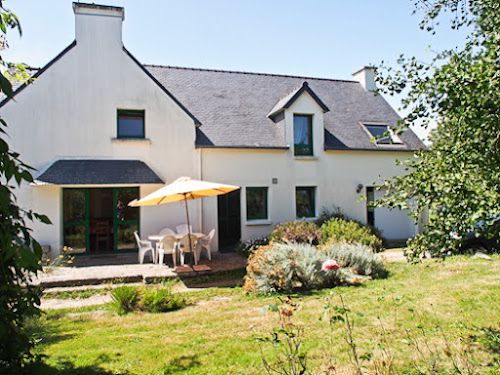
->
<box><xmin>217</xmin><ymin>190</ymin><xmax>241</xmax><ymax>252</ymax></box>
<box><xmin>63</xmin><ymin>187</ymin><xmax>139</xmax><ymax>254</ymax></box>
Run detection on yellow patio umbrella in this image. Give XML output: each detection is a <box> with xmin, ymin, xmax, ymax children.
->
<box><xmin>129</xmin><ymin>177</ymin><xmax>239</xmax><ymax>266</ymax></box>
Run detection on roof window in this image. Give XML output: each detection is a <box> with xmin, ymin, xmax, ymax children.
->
<box><xmin>363</xmin><ymin>124</ymin><xmax>401</xmax><ymax>145</ymax></box>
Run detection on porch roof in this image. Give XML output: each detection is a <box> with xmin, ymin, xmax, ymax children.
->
<box><xmin>34</xmin><ymin>159</ymin><xmax>163</xmax><ymax>185</ymax></box>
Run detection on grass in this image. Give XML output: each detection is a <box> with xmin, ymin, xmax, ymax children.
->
<box><xmin>43</xmin><ymin>287</ymin><xmax>113</xmax><ymax>300</ymax></box>
<box><xmin>27</xmin><ymin>255</ymin><xmax>500</xmax><ymax>374</ymax></box>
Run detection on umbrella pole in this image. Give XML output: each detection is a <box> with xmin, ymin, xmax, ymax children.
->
<box><xmin>183</xmin><ymin>194</ymin><xmax>194</xmax><ymax>269</ymax></box>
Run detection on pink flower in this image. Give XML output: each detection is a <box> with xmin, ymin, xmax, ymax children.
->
<box><xmin>322</xmin><ymin>259</ymin><xmax>339</xmax><ymax>272</ymax></box>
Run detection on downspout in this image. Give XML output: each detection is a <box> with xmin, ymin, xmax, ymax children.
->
<box><xmin>196</xmin><ymin>144</ymin><xmax>203</xmax><ymax>233</ymax></box>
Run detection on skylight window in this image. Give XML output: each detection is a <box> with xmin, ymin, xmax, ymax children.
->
<box><xmin>364</xmin><ymin>124</ymin><xmax>401</xmax><ymax>145</ymax></box>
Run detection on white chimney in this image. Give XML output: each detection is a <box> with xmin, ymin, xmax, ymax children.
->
<box><xmin>73</xmin><ymin>3</ymin><xmax>124</xmax><ymax>49</ymax></box>
<box><xmin>352</xmin><ymin>66</ymin><xmax>376</xmax><ymax>92</ymax></box>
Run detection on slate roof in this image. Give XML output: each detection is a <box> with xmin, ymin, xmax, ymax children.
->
<box><xmin>268</xmin><ymin>81</ymin><xmax>330</xmax><ymax>118</ymax></box>
<box><xmin>146</xmin><ymin>65</ymin><xmax>425</xmax><ymax>151</ymax></box>
<box><xmin>35</xmin><ymin>160</ymin><xmax>163</xmax><ymax>185</ymax></box>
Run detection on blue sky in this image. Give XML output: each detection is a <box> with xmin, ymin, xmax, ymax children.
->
<box><xmin>3</xmin><ymin>1</ymin><xmax>468</xmax><ymax>140</ymax></box>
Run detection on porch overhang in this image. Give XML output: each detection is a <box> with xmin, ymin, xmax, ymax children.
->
<box><xmin>33</xmin><ymin>159</ymin><xmax>163</xmax><ymax>186</ymax></box>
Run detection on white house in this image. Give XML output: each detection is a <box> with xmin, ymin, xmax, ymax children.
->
<box><xmin>1</xmin><ymin>3</ymin><xmax>425</xmax><ymax>258</ymax></box>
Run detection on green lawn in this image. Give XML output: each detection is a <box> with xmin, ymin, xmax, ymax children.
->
<box><xmin>28</xmin><ymin>256</ymin><xmax>500</xmax><ymax>374</ymax></box>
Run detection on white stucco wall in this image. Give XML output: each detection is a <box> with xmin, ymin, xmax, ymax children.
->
<box><xmin>1</xmin><ymin>6</ymin><xmax>199</xmax><ymax>255</ymax></box>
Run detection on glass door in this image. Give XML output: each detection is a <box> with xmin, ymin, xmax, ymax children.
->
<box><xmin>113</xmin><ymin>187</ymin><xmax>140</xmax><ymax>252</ymax></box>
<box><xmin>63</xmin><ymin>187</ymin><xmax>139</xmax><ymax>254</ymax></box>
<box><xmin>63</xmin><ymin>189</ymin><xmax>89</xmax><ymax>254</ymax></box>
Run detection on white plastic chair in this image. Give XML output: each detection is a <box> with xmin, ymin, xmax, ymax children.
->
<box><xmin>179</xmin><ymin>234</ymin><xmax>198</xmax><ymax>266</ymax></box>
<box><xmin>176</xmin><ymin>224</ymin><xmax>192</xmax><ymax>235</ymax></box>
<box><xmin>134</xmin><ymin>231</ymin><xmax>154</xmax><ymax>264</ymax></box>
<box><xmin>196</xmin><ymin>229</ymin><xmax>215</xmax><ymax>262</ymax></box>
<box><xmin>159</xmin><ymin>227</ymin><xmax>175</xmax><ymax>236</ymax></box>
<box><xmin>157</xmin><ymin>235</ymin><xmax>177</xmax><ymax>268</ymax></box>
<box><xmin>155</xmin><ymin>228</ymin><xmax>176</xmax><ymax>261</ymax></box>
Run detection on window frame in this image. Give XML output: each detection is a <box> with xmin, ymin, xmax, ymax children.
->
<box><xmin>293</xmin><ymin>114</ymin><xmax>313</xmax><ymax>156</ymax></box>
<box><xmin>295</xmin><ymin>186</ymin><xmax>316</xmax><ymax>218</ymax></box>
<box><xmin>363</xmin><ymin>123</ymin><xmax>401</xmax><ymax>145</ymax></box>
<box><xmin>246</xmin><ymin>186</ymin><xmax>268</xmax><ymax>221</ymax></box>
<box><xmin>117</xmin><ymin>109</ymin><xmax>145</xmax><ymax>139</ymax></box>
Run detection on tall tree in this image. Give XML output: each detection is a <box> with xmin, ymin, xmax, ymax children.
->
<box><xmin>0</xmin><ymin>2</ymin><xmax>51</xmax><ymax>372</ymax></box>
<box><xmin>376</xmin><ymin>0</ymin><xmax>500</xmax><ymax>261</ymax></box>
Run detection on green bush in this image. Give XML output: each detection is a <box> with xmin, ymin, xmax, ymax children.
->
<box><xmin>139</xmin><ymin>285</ymin><xmax>184</xmax><ymax>313</ymax></box>
<box><xmin>321</xmin><ymin>218</ymin><xmax>384</xmax><ymax>252</ymax></box>
<box><xmin>269</xmin><ymin>220</ymin><xmax>322</xmax><ymax>245</ymax></box>
<box><xmin>243</xmin><ymin>242</ymin><xmax>386</xmax><ymax>294</ymax></box>
<box><xmin>237</xmin><ymin>236</ymin><xmax>269</xmax><ymax>257</ymax></box>
<box><xmin>111</xmin><ymin>286</ymin><xmax>138</xmax><ymax>315</ymax></box>
<box><xmin>322</xmin><ymin>242</ymin><xmax>387</xmax><ymax>279</ymax></box>
<box><xmin>111</xmin><ymin>283</ymin><xmax>185</xmax><ymax>315</ymax></box>
<box><xmin>314</xmin><ymin>206</ymin><xmax>351</xmax><ymax>227</ymax></box>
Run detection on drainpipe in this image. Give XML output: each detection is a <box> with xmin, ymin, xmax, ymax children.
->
<box><xmin>196</xmin><ymin>147</ymin><xmax>203</xmax><ymax>233</ymax></box>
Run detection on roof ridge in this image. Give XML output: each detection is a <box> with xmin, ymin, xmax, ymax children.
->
<box><xmin>143</xmin><ymin>63</ymin><xmax>357</xmax><ymax>84</ymax></box>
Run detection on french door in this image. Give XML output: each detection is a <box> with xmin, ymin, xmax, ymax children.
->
<box><xmin>63</xmin><ymin>187</ymin><xmax>139</xmax><ymax>254</ymax></box>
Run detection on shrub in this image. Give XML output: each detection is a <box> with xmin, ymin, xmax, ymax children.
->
<box><xmin>243</xmin><ymin>242</ymin><xmax>386</xmax><ymax>294</ymax></box>
<box><xmin>321</xmin><ymin>242</ymin><xmax>387</xmax><ymax>279</ymax></box>
<box><xmin>111</xmin><ymin>286</ymin><xmax>138</xmax><ymax>315</ymax></box>
<box><xmin>237</xmin><ymin>236</ymin><xmax>269</xmax><ymax>257</ymax></box>
<box><xmin>139</xmin><ymin>285</ymin><xmax>184</xmax><ymax>313</ymax></box>
<box><xmin>321</xmin><ymin>218</ymin><xmax>384</xmax><ymax>252</ymax></box>
<box><xmin>269</xmin><ymin>220</ymin><xmax>322</xmax><ymax>245</ymax></box>
<box><xmin>314</xmin><ymin>205</ymin><xmax>351</xmax><ymax>227</ymax></box>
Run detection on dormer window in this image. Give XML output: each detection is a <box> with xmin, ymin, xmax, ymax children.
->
<box><xmin>364</xmin><ymin>124</ymin><xmax>401</xmax><ymax>145</ymax></box>
<box><xmin>294</xmin><ymin>114</ymin><xmax>313</xmax><ymax>156</ymax></box>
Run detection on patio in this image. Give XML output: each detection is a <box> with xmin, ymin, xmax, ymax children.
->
<box><xmin>36</xmin><ymin>252</ymin><xmax>247</xmax><ymax>288</ymax></box>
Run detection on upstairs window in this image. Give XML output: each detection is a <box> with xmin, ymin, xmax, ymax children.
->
<box><xmin>246</xmin><ymin>187</ymin><xmax>268</xmax><ymax>220</ymax></box>
<box><xmin>296</xmin><ymin>186</ymin><xmax>315</xmax><ymax>218</ymax></box>
<box><xmin>117</xmin><ymin>109</ymin><xmax>145</xmax><ymax>138</ymax></box>
<box><xmin>294</xmin><ymin>114</ymin><xmax>313</xmax><ymax>156</ymax></box>
<box><xmin>364</xmin><ymin>124</ymin><xmax>401</xmax><ymax>144</ymax></box>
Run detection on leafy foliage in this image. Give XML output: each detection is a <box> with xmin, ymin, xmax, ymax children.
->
<box><xmin>322</xmin><ymin>242</ymin><xmax>387</xmax><ymax>279</ymax></box>
<box><xmin>243</xmin><ymin>242</ymin><xmax>386</xmax><ymax>294</ymax></box>
<box><xmin>139</xmin><ymin>284</ymin><xmax>184</xmax><ymax>313</ymax></box>
<box><xmin>269</xmin><ymin>220</ymin><xmax>322</xmax><ymax>246</ymax></box>
<box><xmin>375</xmin><ymin>0</ymin><xmax>500</xmax><ymax>261</ymax></box>
<box><xmin>111</xmin><ymin>283</ymin><xmax>185</xmax><ymax>315</ymax></box>
<box><xmin>321</xmin><ymin>217</ymin><xmax>384</xmax><ymax>253</ymax></box>
<box><xmin>314</xmin><ymin>205</ymin><xmax>352</xmax><ymax>227</ymax></box>
<box><xmin>256</xmin><ymin>297</ymin><xmax>308</xmax><ymax>375</ymax></box>
<box><xmin>237</xmin><ymin>236</ymin><xmax>269</xmax><ymax>258</ymax></box>
<box><xmin>110</xmin><ymin>286</ymin><xmax>138</xmax><ymax>315</ymax></box>
<box><xmin>0</xmin><ymin>3</ymin><xmax>51</xmax><ymax>372</ymax></box>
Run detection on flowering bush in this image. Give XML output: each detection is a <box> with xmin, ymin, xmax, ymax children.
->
<box><xmin>237</xmin><ymin>236</ymin><xmax>269</xmax><ymax>257</ymax></box>
<box><xmin>269</xmin><ymin>220</ymin><xmax>322</xmax><ymax>245</ymax></box>
<box><xmin>321</xmin><ymin>218</ymin><xmax>384</xmax><ymax>252</ymax></box>
<box><xmin>243</xmin><ymin>242</ymin><xmax>386</xmax><ymax>294</ymax></box>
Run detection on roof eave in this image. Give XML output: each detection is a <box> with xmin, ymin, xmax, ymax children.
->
<box><xmin>0</xmin><ymin>40</ymin><xmax>77</xmax><ymax>108</ymax></box>
<box><xmin>196</xmin><ymin>145</ymin><xmax>289</xmax><ymax>150</ymax></box>
<box><xmin>123</xmin><ymin>47</ymin><xmax>202</xmax><ymax>126</ymax></box>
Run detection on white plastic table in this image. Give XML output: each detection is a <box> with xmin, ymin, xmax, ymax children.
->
<box><xmin>148</xmin><ymin>233</ymin><xmax>205</xmax><ymax>265</ymax></box>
